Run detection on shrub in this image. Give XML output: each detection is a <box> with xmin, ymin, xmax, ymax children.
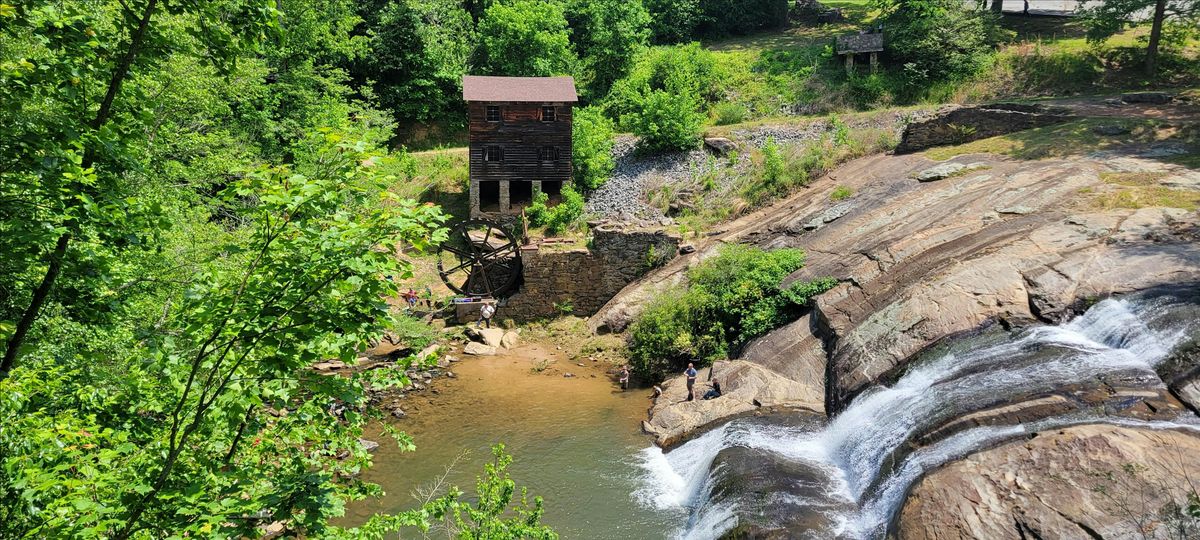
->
<box><xmin>622</xmin><ymin>90</ymin><xmax>704</xmax><ymax>152</ymax></box>
<box><xmin>761</xmin><ymin>137</ymin><xmax>785</xmax><ymax>190</ymax></box>
<box><xmin>712</xmin><ymin>102</ymin><xmax>748</xmax><ymax>125</ymax></box>
<box><xmin>572</xmin><ymin>107</ymin><xmax>616</xmax><ymax>190</ymax></box>
<box><xmin>830</xmin><ymin>185</ymin><xmax>854</xmax><ymax>201</ymax></box>
<box><xmin>876</xmin><ymin>0</ymin><xmax>998</xmax><ymax>96</ymax></box>
<box><xmin>527</xmin><ymin>184</ymin><xmax>585</xmax><ymax>235</ymax></box>
<box><xmin>628</xmin><ymin>244</ymin><xmax>836</xmax><ymax>381</ymax></box>
<box><xmin>696</xmin><ymin>0</ymin><xmax>790</xmax><ymax>38</ymax></box>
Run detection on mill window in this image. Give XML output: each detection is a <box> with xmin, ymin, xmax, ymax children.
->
<box><xmin>484</xmin><ymin>146</ymin><xmax>503</xmax><ymax>162</ymax></box>
<box><xmin>486</xmin><ymin>105</ymin><xmax>501</xmax><ymax>122</ymax></box>
<box><xmin>541</xmin><ymin>106</ymin><xmax>556</xmax><ymax>122</ymax></box>
<box><xmin>539</xmin><ymin>146</ymin><xmax>559</xmax><ymax>161</ymax></box>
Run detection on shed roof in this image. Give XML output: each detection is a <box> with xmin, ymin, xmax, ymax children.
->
<box><xmin>836</xmin><ymin>33</ymin><xmax>884</xmax><ymax>54</ymax></box>
<box><xmin>462</xmin><ymin>76</ymin><xmax>578</xmax><ymax>103</ymax></box>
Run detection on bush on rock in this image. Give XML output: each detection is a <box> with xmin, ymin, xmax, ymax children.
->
<box><xmin>629</xmin><ymin>244</ymin><xmax>836</xmax><ymax>381</ymax></box>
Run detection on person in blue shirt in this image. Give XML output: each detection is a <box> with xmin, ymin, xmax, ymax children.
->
<box><xmin>685</xmin><ymin>363</ymin><xmax>698</xmax><ymax>401</ymax></box>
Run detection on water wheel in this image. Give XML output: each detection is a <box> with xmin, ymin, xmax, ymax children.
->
<box><xmin>437</xmin><ymin>219</ymin><xmax>522</xmax><ymax>297</ymax></box>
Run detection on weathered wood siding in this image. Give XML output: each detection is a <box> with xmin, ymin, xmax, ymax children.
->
<box><xmin>468</xmin><ymin>102</ymin><xmax>573</xmax><ymax>184</ymax></box>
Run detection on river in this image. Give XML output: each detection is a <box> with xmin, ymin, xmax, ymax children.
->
<box><xmin>342</xmin><ymin>343</ymin><xmax>683</xmax><ymax>539</ymax></box>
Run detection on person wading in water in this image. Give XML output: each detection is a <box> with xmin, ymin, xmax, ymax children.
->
<box><xmin>685</xmin><ymin>363</ymin><xmax>698</xmax><ymax>401</ymax></box>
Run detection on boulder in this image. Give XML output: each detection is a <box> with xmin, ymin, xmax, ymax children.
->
<box><xmin>914</xmin><ymin>162</ymin><xmax>984</xmax><ymax>182</ymax></box>
<box><xmin>898</xmin><ymin>424</ymin><xmax>1200</xmax><ymax>540</ymax></box>
<box><xmin>466</xmin><ymin>327</ymin><xmax>505</xmax><ymax>347</ymax></box>
<box><xmin>500</xmin><ymin>331</ymin><xmax>520</xmax><ymax>349</ymax></box>
<box><xmin>357</xmin><ymin>439</ymin><xmax>380</xmax><ymax>453</ymax></box>
<box><xmin>462</xmin><ymin>342</ymin><xmax>497</xmax><ymax>356</ymax></box>
<box><xmin>703</xmin><ymin>137</ymin><xmax>738</xmax><ymax>156</ymax></box>
<box><xmin>1121</xmin><ymin>91</ymin><xmax>1172</xmax><ymax>104</ymax></box>
<box><xmin>643</xmin><ymin>360</ymin><xmax>825</xmax><ymax>447</ymax></box>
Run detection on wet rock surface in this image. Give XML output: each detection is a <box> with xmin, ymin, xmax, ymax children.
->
<box><xmin>898</xmin><ymin>424</ymin><xmax>1200</xmax><ymax>540</ymax></box>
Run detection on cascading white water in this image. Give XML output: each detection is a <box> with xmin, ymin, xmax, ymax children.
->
<box><xmin>633</xmin><ymin>296</ymin><xmax>1200</xmax><ymax>539</ymax></box>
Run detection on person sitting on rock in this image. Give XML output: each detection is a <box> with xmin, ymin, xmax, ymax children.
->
<box><xmin>703</xmin><ymin>379</ymin><xmax>722</xmax><ymax>400</ymax></box>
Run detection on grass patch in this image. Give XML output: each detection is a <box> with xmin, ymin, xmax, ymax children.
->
<box><xmin>830</xmin><ymin>185</ymin><xmax>854</xmax><ymax>200</ymax></box>
<box><xmin>1091</xmin><ymin>186</ymin><xmax>1200</xmax><ymax>211</ymax></box>
<box><xmin>1089</xmin><ymin>171</ymin><xmax>1200</xmax><ymax>211</ymax></box>
<box><xmin>924</xmin><ymin>118</ymin><xmax>1196</xmax><ymax>161</ymax></box>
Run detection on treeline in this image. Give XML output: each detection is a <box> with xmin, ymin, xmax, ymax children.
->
<box><xmin>0</xmin><ymin>1</ymin><xmax>555</xmax><ymax>538</ymax></box>
<box><xmin>351</xmin><ymin>0</ymin><xmax>789</xmax><ymax>130</ymax></box>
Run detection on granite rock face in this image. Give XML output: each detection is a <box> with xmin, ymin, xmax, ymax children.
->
<box><xmin>898</xmin><ymin>424</ymin><xmax>1200</xmax><ymax>540</ymax></box>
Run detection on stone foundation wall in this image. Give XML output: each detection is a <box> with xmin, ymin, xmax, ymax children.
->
<box><xmin>503</xmin><ymin>227</ymin><xmax>680</xmax><ymax>321</ymax></box>
<box><xmin>895</xmin><ymin>103</ymin><xmax>1075</xmax><ymax>154</ymax></box>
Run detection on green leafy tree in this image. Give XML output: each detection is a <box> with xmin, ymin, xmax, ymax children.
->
<box><xmin>1080</xmin><ymin>0</ymin><xmax>1200</xmax><ymax>75</ymax></box>
<box><xmin>622</xmin><ymin>90</ymin><xmax>705</xmax><ymax>152</ymax></box>
<box><xmin>367</xmin><ymin>0</ymin><xmax>474</xmax><ymax>123</ymax></box>
<box><xmin>872</xmin><ymin>0</ymin><xmax>998</xmax><ymax>94</ymax></box>
<box><xmin>696</xmin><ymin>0</ymin><xmax>789</xmax><ymax>38</ymax></box>
<box><xmin>0</xmin><ymin>0</ymin><xmax>276</xmax><ymax>378</ymax></box>
<box><xmin>603</xmin><ymin>43</ymin><xmax>720</xmax><ymax>122</ymax></box>
<box><xmin>569</xmin><ymin>0</ymin><xmax>651</xmax><ymax>98</ymax></box>
<box><xmin>449</xmin><ymin>444</ymin><xmax>558</xmax><ymax>540</ymax></box>
<box><xmin>572</xmin><ymin>106</ymin><xmax>616</xmax><ymax>190</ymax></box>
<box><xmin>475</xmin><ymin>0</ymin><xmax>576</xmax><ymax>76</ymax></box>
<box><xmin>644</xmin><ymin>0</ymin><xmax>700</xmax><ymax>43</ymax></box>
<box><xmin>629</xmin><ymin>245</ymin><xmax>836</xmax><ymax>380</ymax></box>
<box><xmin>1</xmin><ymin>136</ymin><xmax>450</xmax><ymax>538</ymax></box>
<box><xmin>527</xmin><ymin>184</ymin><xmax>585</xmax><ymax>235</ymax></box>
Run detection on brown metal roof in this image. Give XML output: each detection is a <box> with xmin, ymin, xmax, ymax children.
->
<box><xmin>462</xmin><ymin>76</ymin><xmax>578</xmax><ymax>103</ymax></box>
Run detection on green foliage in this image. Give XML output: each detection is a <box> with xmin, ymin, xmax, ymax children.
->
<box><xmin>366</xmin><ymin>0</ymin><xmax>474</xmax><ymax>123</ymax></box>
<box><xmin>449</xmin><ymin>444</ymin><xmax>558</xmax><ymax>540</ymax></box>
<box><xmin>830</xmin><ymin>185</ymin><xmax>854</xmax><ymax>201</ymax></box>
<box><xmin>476</xmin><ymin>0</ymin><xmax>576</xmax><ymax>76</ymax></box>
<box><xmin>644</xmin><ymin>0</ymin><xmax>701</xmax><ymax>43</ymax></box>
<box><xmin>695</xmin><ymin>0</ymin><xmax>790</xmax><ymax>38</ymax></box>
<box><xmin>622</xmin><ymin>90</ymin><xmax>705</xmax><ymax>152</ymax></box>
<box><xmin>873</xmin><ymin>0</ymin><xmax>999</xmax><ymax>95</ymax></box>
<box><xmin>527</xmin><ymin>184</ymin><xmax>586</xmax><ymax>235</ymax></box>
<box><xmin>569</xmin><ymin>0</ymin><xmax>651</xmax><ymax>98</ymax></box>
<box><xmin>712</xmin><ymin>102</ymin><xmax>749</xmax><ymax>125</ymax></box>
<box><xmin>572</xmin><ymin>107</ymin><xmax>617</xmax><ymax>190</ymax></box>
<box><xmin>1</xmin><ymin>136</ymin><xmax>450</xmax><ymax>538</ymax></box>
<box><xmin>628</xmin><ymin>244</ymin><xmax>836</xmax><ymax>380</ymax></box>
<box><xmin>761</xmin><ymin>137</ymin><xmax>786</xmax><ymax>189</ymax></box>
<box><xmin>604</xmin><ymin>43</ymin><xmax>720</xmax><ymax>122</ymax></box>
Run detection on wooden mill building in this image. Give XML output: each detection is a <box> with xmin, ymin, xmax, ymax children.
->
<box><xmin>462</xmin><ymin>75</ymin><xmax>578</xmax><ymax>219</ymax></box>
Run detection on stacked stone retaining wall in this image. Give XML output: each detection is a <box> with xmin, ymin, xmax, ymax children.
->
<box><xmin>503</xmin><ymin>227</ymin><xmax>680</xmax><ymax>321</ymax></box>
<box><xmin>895</xmin><ymin>103</ymin><xmax>1076</xmax><ymax>154</ymax></box>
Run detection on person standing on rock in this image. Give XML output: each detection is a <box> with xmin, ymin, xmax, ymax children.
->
<box><xmin>477</xmin><ymin>301</ymin><xmax>496</xmax><ymax>329</ymax></box>
<box><xmin>685</xmin><ymin>363</ymin><xmax>698</xmax><ymax>401</ymax></box>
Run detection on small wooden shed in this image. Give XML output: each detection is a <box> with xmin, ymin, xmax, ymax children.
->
<box><xmin>462</xmin><ymin>75</ymin><xmax>578</xmax><ymax>219</ymax></box>
<box><xmin>836</xmin><ymin>32</ymin><xmax>884</xmax><ymax>73</ymax></box>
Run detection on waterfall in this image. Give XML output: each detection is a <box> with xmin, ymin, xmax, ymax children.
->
<box><xmin>633</xmin><ymin>294</ymin><xmax>1200</xmax><ymax>539</ymax></box>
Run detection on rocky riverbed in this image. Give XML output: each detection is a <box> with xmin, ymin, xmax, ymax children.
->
<box><xmin>598</xmin><ymin>97</ymin><xmax>1200</xmax><ymax>538</ymax></box>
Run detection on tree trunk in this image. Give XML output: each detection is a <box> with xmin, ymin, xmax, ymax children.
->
<box><xmin>0</xmin><ymin>0</ymin><xmax>158</xmax><ymax>379</ymax></box>
<box><xmin>990</xmin><ymin>0</ymin><xmax>1004</xmax><ymax>13</ymax></box>
<box><xmin>1145</xmin><ymin>0</ymin><xmax>1167</xmax><ymax>76</ymax></box>
<box><xmin>0</xmin><ymin>234</ymin><xmax>70</xmax><ymax>378</ymax></box>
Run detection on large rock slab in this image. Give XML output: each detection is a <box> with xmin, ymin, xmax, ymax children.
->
<box><xmin>643</xmin><ymin>360</ymin><xmax>824</xmax><ymax>447</ymax></box>
<box><xmin>466</xmin><ymin>327</ymin><xmax>504</xmax><ymax>348</ymax></box>
<box><xmin>462</xmin><ymin>342</ymin><xmax>497</xmax><ymax>356</ymax></box>
<box><xmin>898</xmin><ymin>424</ymin><xmax>1200</xmax><ymax>540</ymax></box>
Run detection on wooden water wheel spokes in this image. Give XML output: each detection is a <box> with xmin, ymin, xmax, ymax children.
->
<box><xmin>437</xmin><ymin>219</ymin><xmax>521</xmax><ymax>297</ymax></box>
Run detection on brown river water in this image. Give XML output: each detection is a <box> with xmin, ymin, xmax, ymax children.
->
<box><xmin>341</xmin><ymin>343</ymin><xmax>682</xmax><ymax>538</ymax></box>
